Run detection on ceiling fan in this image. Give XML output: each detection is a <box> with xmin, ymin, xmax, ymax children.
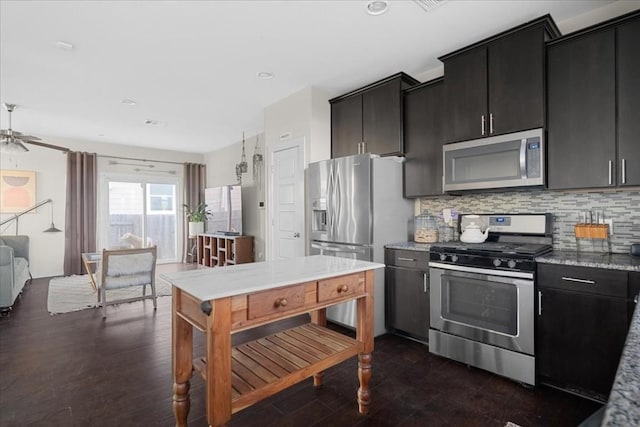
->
<box><xmin>0</xmin><ymin>103</ymin><xmax>69</xmax><ymax>153</ymax></box>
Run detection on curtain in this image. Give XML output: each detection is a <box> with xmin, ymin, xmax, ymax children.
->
<box><xmin>63</xmin><ymin>152</ymin><xmax>97</xmax><ymax>276</ymax></box>
<box><xmin>182</xmin><ymin>163</ymin><xmax>206</xmax><ymax>262</ymax></box>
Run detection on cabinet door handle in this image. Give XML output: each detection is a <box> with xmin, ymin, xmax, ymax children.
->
<box><xmin>621</xmin><ymin>158</ymin><xmax>626</xmax><ymax>184</ymax></box>
<box><xmin>538</xmin><ymin>291</ymin><xmax>542</xmax><ymax>316</ymax></box>
<box><xmin>481</xmin><ymin>115</ymin><xmax>486</xmax><ymax>136</ymax></box>
<box><xmin>397</xmin><ymin>257</ymin><xmax>416</xmax><ymax>262</ymax></box>
<box><xmin>489</xmin><ymin>113</ymin><xmax>494</xmax><ymax>134</ymax></box>
<box><xmin>608</xmin><ymin>160</ymin><xmax>613</xmax><ymax>185</ymax></box>
<box><xmin>423</xmin><ymin>273</ymin><xmax>427</xmax><ymax>293</ymax></box>
<box><xmin>561</xmin><ymin>277</ymin><xmax>595</xmax><ymax>284</ymax></box>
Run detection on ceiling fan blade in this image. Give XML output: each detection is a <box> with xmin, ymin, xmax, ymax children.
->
<box><xmin>16</xmin><ymin>134</ymin><xmax>42</xmax><ymax>141</ymax></box>
<box><xmin>0</xmin><ymin>130</ymin><xmax>40</xmax><ymax>140</ymax></box>
<box><xmin>23</xmin><ymin>139</ymin><xmax>69</xmax><ymax>152</ymax></box>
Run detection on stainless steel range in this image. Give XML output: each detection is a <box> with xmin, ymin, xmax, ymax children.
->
<box><xmin>429</xmin><ymin>213</ymin><xmax>552</xmax><ymax>385</ymax></box>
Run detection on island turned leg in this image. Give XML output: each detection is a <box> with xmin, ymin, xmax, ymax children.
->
<box><xmin>172</xmin><ymin>289</ymin><xmax>193</xmax><ymax>427</ymax></box>
<box><xmin>356</xmin><ymin>269</ymin><xmax>375</xmax><ymax>414</ymax></box>
<box><xmin>310</xmin><ymin>309</ymin><xmax>327</xmax><ymax>386</ymax></box>
<box><xmin>357</xmin><ymin>353</ymin><xmax>372</xmax><ymax>413</ymax></box>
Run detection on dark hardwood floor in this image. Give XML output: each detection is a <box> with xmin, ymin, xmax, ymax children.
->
<box><xmin>0</xmin><ymin>264</ymin><xmax>601</xmax><ymax>427</ymax></box>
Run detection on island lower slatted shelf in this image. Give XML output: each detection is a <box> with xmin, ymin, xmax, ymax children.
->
<box><xmin>192</xmin><ymin>323</ymin><xmax>360</xmax><ymax>412</ymax></box>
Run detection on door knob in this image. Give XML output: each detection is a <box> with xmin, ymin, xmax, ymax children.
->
<box><xmin>293</xmin><ymin>232</ymin><xmax>300</xmax><ymax>238</ymax></box>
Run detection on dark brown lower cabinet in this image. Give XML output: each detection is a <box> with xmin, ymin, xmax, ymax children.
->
<box><xmin>536</xmin><ymin>264</ymin><xmax>629</xmax><ymax>401</ymax></box>
<box><xmin>629</xmin><ymin>272</ymin><xmax>640</xmax><ymax>325</ymax></box>
<box><xmin>385</xmin><ymin>249</ymin><xmax>429</xmax><ymax>342</ymax></box>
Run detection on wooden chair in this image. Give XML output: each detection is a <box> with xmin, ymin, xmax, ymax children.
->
<box><xmin>98</xmin><ymin>246</ymin><xmax>157</xmax><ymax>318</ymax></box>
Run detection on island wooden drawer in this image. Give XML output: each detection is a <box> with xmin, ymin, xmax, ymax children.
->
<box><xmin>247</xmin><ymin>284</ymin><xmax>306</xmax><ymax>319</ymax></box>
<box><xmin>318</xmin><ymin>273</ymin><xmax>364</xmax><ymax>303</ymax></box>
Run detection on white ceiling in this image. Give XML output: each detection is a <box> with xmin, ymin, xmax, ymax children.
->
<box><xmin>0</xmin><ymin>0</ymin><xmax>627</xmax><ymax>154</ymax></box>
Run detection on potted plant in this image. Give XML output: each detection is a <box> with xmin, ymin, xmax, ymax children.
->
<box><xmin>183</xmin><ymin>202</ymin><xmax>211</xmax><ymax>237</ymax></box>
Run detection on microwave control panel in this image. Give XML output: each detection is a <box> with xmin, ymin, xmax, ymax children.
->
<box><xmin>526</xmin><ymin>138</ymin><xmax>541</xmax><ymax>178</ymax></box>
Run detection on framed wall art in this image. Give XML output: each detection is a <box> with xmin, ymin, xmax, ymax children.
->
<box><xmin>0</xmin><ymin>169</ymin><xmax>37</xmax><ymax>213</ymax></box>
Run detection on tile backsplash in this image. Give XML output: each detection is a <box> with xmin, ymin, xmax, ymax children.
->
<box><xmin>418</xmin><ymin>189</ymin><xmax>640</xmax><ymax>254</ymax></box>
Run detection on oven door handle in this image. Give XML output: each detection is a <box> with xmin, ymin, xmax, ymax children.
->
<box><xmin>428</xmin><ymin>261</ymin><xmax>534</xmax><ymax>280</ymax></box>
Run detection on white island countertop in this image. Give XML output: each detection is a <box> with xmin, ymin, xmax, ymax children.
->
<box><xmin>160</xmin><ymin>255</ymin><xmax>384</xmax><ymax>301</ymax></box>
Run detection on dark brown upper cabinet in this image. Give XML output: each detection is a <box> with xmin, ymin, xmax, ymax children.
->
<box><xmin>547</xmin><ymin>11</ymin><xmax>640</xmax><ymax>190</ymax></box>
<box><xmin>330</xmin><ymin>72</ymin><xmax>419</xmax><ymax>158</ymax></box>
<box><xmin>440</xmin><ymin>15</ymin><xmax>560</xmax><ymax>144</ymax></box>
<box><xmin>402</xmin><ymin>78</ymin><xmax>444</xmax><ymax>198</ymax></box>
<box><xmin>617</xmin><ymin>16</ymin><xmax>640</xmax><ymax>187</ymax></box>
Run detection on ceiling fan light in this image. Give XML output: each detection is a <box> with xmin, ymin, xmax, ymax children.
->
<box><xmin>0</xmin><ymin>136</ymin><xmax>29</xmax><ymax>153</ymax></box>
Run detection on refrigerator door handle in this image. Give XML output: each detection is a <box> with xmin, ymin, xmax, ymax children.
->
<box><xmin>327</xmin><ymin>163</ymin><xmax>335</xmax><ymax>239</ymax></box>
<box><xmin>335</xmin><ymin>166</ymin><xmax>342</xmax><ymax>238</ymax></box>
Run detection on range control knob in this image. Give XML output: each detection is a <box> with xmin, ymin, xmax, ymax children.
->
<box><xmin>507</xmin><ymin>260</ymin><xmax>517</xmax><ymax>269</ymax></box>
<box><xmin>439</xmin><ymin>253</ymin><xmax>447</xmax><ymax>261</ymax></box>
<box><xmin>493</xmin><ymin>259</ymin><xmax>502</xmax><ymax>267</ymax></box>
<box><xmin>451</xmin><ymin>255</ymin><xmax>458</xmax><ymax>263</ymax></box>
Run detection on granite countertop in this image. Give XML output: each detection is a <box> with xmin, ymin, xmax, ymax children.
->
<box><xmin>602</xmin><ymin>302</ymin><xmax>640</xmax><ymax>426</ymax></box>
<box><xmin>385</xmin><ymin>241</ymin><xmax>433</xmax><ymax>252</ymax></box>
<box><xmin>160</xmin><ymin>255</ymin><xmax>384</xmax><ymax>301</ymax></box>
<box><xmin>535</xmin><ymin>250</ymin><xmax>640</xmax><ymax>272</ymax></box>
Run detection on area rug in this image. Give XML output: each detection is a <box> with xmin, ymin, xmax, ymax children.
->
<box><xmin>47</xmin><ymin>274</ymin><xmax>171</xmax><ymax>314</ymax></box>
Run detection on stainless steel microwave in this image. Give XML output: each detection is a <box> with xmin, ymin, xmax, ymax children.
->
<box><xmin>442</xmin><ymin>128</ymin><xmax>544</xmax><ymax>192</ymax></box>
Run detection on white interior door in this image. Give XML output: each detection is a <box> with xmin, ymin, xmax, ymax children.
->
<box><xmin>268</xmin><ymin>138</ymin><xmax>305</xmax><ymax>260</ymax></box>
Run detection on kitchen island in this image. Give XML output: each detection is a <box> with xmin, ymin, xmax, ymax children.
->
<box><xmin>161</xmin><ymin>255</ymin><xmax>383</xmax><ymax>427</ymax></box>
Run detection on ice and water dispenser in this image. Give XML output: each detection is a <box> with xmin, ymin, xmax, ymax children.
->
<box><xmin>311</xmin><ymin>198</ymin><xmax>327</xmax><ymax>233</ymax></box>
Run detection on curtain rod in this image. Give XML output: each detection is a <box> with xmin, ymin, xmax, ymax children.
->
<box><xmin>97</xmin><ymin>154</ymin><xmax>196</xmax><ymax>166</ymax></box>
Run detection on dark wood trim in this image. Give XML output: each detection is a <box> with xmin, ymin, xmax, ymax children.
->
<box><xmin>439</xmin><ymin>14</ymin><xmax>560</xmax><ymax>61</ymax></box>
<box><xmin>546</xmin><ymin>9</ymin><xmax>640</xmax><ymax>46</ymax></box>
<box><xmin>402</xmin><ymin>76</ymin><xmax>444</xmax><ymax>94</ymax></box>
<box><xmin>329</xmin><ymin>72</ymin><xmax>419</xmax><ymax>104</ymax></box>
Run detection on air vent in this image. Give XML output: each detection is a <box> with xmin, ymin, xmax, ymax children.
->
<box><xmin>413</xmin><ymin>0</ymin><xmax>447</xmax><ymax>12</ymax></box>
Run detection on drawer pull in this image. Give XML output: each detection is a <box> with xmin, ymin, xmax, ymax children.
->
<box><xmin>274</xmin><ymin>298</ymin><xmax>288</xmax><ymax>308</ymax></box>
<box><xmin>337</xmin><ymin>284</ymin><xmax>349</xmax><ymax>293</ymax></box>
<box><xmin>397</xmin><ymin>257</ymin><xmax>416</xmax><ymax>262</ymax></box>
<box><xmin>561</xmin><ymin>277</ymin><xmax>595</xmax><ymax>284</ymax></box>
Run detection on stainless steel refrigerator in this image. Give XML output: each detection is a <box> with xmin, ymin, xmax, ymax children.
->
<box><xmin>306</xmin><ymin>153</ymin><xmax>413</xmax><ymax>336</ymax></box>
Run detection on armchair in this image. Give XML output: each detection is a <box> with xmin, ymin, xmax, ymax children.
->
<box><xmin>0</xmin><ymin>235</ymin><xmax>31</xmax><ymax>312</ymax></box>
<box><xmin>98</xmin><ymin>246</ymin><xmax>157</xmax><ymax>318</ymax></box>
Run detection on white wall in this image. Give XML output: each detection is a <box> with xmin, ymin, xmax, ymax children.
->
<box><xmin>202</xmin><ymin>86</ymin><xmax>331</xmax><ymax>262</ymax></box>
<box><xmin>0</xmin><ymin>136</ymin><xmax>202</xmax><ymax>278</ymax></box>
<box><xmin>204</xmin><ymin>132</ymin><xmax>266</xmax><ymax>261</ymax></box>
<box><xmin>263</xmin><ymin>86</ymin><xmax>330</xmax><ymax>260</ymax></box>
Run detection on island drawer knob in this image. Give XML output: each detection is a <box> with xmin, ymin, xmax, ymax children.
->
<box><xmin>274</xmin><ymin>298</ymin><xmax>288</xmax><ymax>308</ymax></box>
<box><xmin>338</xmin><ymin>284</ymin><xmax>349</xmax><ymax>293</ymax></box>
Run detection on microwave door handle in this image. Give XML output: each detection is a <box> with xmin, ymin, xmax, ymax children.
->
<box><xmin>520</xmin><ymin>139</ymin><xmax>527</xmax><ymax>178</ymax></box>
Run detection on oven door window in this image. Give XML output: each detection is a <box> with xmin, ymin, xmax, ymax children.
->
<box><xmin>441</xmin><ymin>273</ymin><xmax>517</xmax><ymax>336</ymax></box>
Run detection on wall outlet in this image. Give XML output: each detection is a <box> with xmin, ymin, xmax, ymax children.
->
<box><xmin>605</xmin><ymin>218</ymin><xmax>614</xmax><ymax>234</ymax></box>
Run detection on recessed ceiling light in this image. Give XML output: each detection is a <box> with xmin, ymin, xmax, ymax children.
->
<box><xmin>121</xmin><ymin>99</ymin><xmax>137</xmax><ymax>106</ymax></box>
<box><xmin>366</xmin><ymin>1</ymin><xmax>388</xmax><ymax>15</ymax></box>
<box><xmin>257</xmin><ymin>71</ymin><xmax>274</xmax><ymax>79</ymax></box>
<box><xmin>55</xmin><ymin>40</ymin><xmax>74</xmax><ymax>51</ymax></box>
